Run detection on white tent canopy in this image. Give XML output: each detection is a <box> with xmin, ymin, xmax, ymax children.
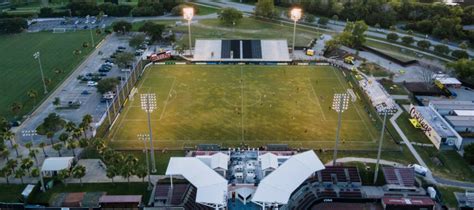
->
<box><xmin>166</xmin><ymin>157</ymin><xmax>228</xmax><ymax>206</ymax></box>
<box><xmin>41</xmin><ymin>157</ymin><xmax>74</xmax><ymax>172</ymax></box>
<box><xmin>258</xmin><ymin>152</ymin><xmax>279</xmax><ymax>171</ymax></box>
<box><xmin>252</xmin><ymin>150</ymin><xmax>325</xmax><ymax>205</ymax></box>
<box><xmin>211</xmin><ymin>152</ymin><xmax>229</xmax><ymax>170</ymax></box>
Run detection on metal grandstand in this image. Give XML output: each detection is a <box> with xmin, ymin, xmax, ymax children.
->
<box><xmin>193</xmin><ymin>39</ymin><xmax>291</xmax><ymax>62</ymax></box>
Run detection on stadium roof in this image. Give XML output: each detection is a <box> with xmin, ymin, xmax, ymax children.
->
<box><xmin>258</xmin><ymin>152</ymin><xmax>279</xmax><ymax>171</ymax></box>
<box><xmin>382</xmin><ymin>197</ymin><xmax>435</xmax><ymax>206</ymax></box>
<box><xmin>166</xmin><ymin>157</ymin><xmax>228</xmax><ymax>206</ymax></box>
<box><xmin>193</xmin><ymin>39</ymin><xmax>291</xmax><ymax>62</ymax></box>
<box><xmin>430</xmin><ymin>100</ymin><xmax>474</xmax><ymax>111</ymax></box>
<box><xmin>41</xmin><ymin>157</ymin><xmax>74</xmax><ymax>172</ymax></box>
<box><xmin>252</xmin><ymin>150</ymin><xmax>325</xmax><ymax>205</ymax></box>
<box><xmin>210</xmin><ymin>152</ymin><xmax>229</xmax><ymax>170</ymax></box>
<box><xmin>454</xmin><ymin>110</ymin><xmax>474</xmax><ymax>117</ymax></box>
<box><xmin>445</xmin><ymin>116</ymin><xmax>474</xmax><ymax>127</ymax></box>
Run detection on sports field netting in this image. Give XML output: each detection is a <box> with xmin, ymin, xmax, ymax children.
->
<box><xmin>108</xmin><ymin>65</ymin><xmax>394</xmax><ymax>150</ymax></box>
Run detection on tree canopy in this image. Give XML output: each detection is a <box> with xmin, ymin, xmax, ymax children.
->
<box><xmin>138</xmin><ymin>21</ymin><xmax>165</xmax><ymax>42</ymax></box>
<box><xmin>218</xmin><ymin>8</ymin><xmax>243</xmax><ymax>26</ymax></box>
<box><xmin>97</xmin><ymin>78</ymin><xmax>120</xmax><ymax>94</ymax></box>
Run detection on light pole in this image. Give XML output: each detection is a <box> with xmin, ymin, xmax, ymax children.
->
<box><xmin>373</xmin><ymin>108</ymin><xmax>397</xmax><ymax>184</ymax></box>
<box><xmin>290</xmin><ymin>8</ymin><xmax>302</xmax><ymax>59</ymax></box>
<box><xmin>140</xmin><ymin>93</ymin><xmax>157</xmax><ymax>173</ymax></box>
<box><xmin>22</xmin><ymin>130</ymin><xmax>37</xmax><ymax>142</ymax></box>
<box><xmin>183</xmin><ymin>7</ymin><xmax>194</xmax><ymax>56</ymax></box>
<box><xmin>331</xmin><ymin>93</ymin><xmax>349</xmax><ymax>166</ymax></box>
<box><xmin>138</xmin><ymin>133</ymin><xmax>153</xmax><ymax>190</ymax></box>
<box><xmin>86</xmin><ymin>15</ymin><xmax>95</xmax><ymax>47</ymax></box>
<box><xmin>33</xmin><ymin>52</ymin><xmax>48</xmax><ymax>94</ymax></box>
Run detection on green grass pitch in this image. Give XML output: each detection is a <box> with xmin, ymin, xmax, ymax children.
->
<box><xmin>108</xmin><ymin>65</ymin><xmax>394</xmax><ymax>150</ymax></box>
<box><xmin>0</xmin><ymin>31</ymin><xmax>103</xmax><ymax>119</ymax></box>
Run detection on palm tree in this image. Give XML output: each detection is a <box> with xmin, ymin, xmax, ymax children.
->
<box><xmin>25</xmin><ymin>142</ymin><xmax>33</xmax><ymax>153</ymax></box>
<box><xmin>65</xmin><ymin>122</ymin><xmax>76</xmax><ymax>133</ymax></box>
<box><xmin>27</xmin><ymin>89</ymin><xmax>38</xmax><ymax>104</ymax></box>
<box><xmin>29</xmin><ymin>149</ymin><xmax>39</xmax><ymax>165</ymax></box>
<box><xmin>10</xmin><ymin>102</ymin><xmax>22</xmax><ymax>116</ymax></box>
<box><xmin>66</xmin><ymin>140</ymin><xmax>77</xmax><ymax>157</ymax></box>
<box><xmin>106</xmin><ymin>165</ymin><xmax>117</xmax><ymax>184</ymax></box>
<box><xmin>81</xmin><ymin>114</ymin><xmax>93</xmax><ymax>139</ymax></box>
<box><xmin>72</xmin><ymin>128</ymin><xmax>82</xmax><ymax>140</ymax></box>
<box><xmin>2</xmin><ymin>131</ymin><xmax>14</xmax><ymax>147</ymax></box>
<box><xmin>46</xmin><ymin>131</ymin><xmax>55</xmax><ymax>145</ymax></box>
<box><xmin>78</xmin><ymin>138</ymin><xmax>88</xmax><ymax>148</ymax></box>
<box><xmin>15</xmin><ymin>169</ymin><xmax>26</xmax><ymax>184</ymax></box>
<box><xmin>1</xmin><ymin>148</ymin><xmax>10</xmax><ymax>161</ymax></box>
<box><xmin>58</xmin><ymin>132</ymin><xmax>69</xmax><ymax>143</ymax></box>
<box><xmin>31</xmin><ymin>168</ymin><xmax>40</xmax><ymax>178</ymax></box>
<box><xmin>52</xmin><ymin>143</ymin><xmax>63</xmax><ymax>157</ymax></box>
<box><xmin>0</xmin><ymin>167</ymin><xmax>12</xmax><ymax>184</ymax></box>
<box><xmin>136</xmin><ymin>166</ymin><xmax>147</xmax><ymax>183</ymax></box>
<box><xmin>12</xmin><ymin>144</ymin><xmax>19</xmax><ymax>157</ymax></box>
<box><xmin>6</xmin><ymin>159</ymin><xmax>18</xmax><ymax>171</ymax></box>
<box><xmin>20</xmin><ymin>158</ymin><xmax>33</xmax><ymax>174</ymax></box>
<box><xmin>72</xmin><ymin>165</ymin><xmax>86</xmax><ymax>186</ymax></box>
<box><xmin>58</xmin><ymin>169</ymin><xmax>70</xmax><ymax>185</ymax></box>
<box><xmin>39</xmin><ymin>142</ymin><xmax>47</xmax><ymax>157</ymax></box>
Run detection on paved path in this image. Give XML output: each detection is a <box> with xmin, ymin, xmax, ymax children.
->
<box><xmin>326</xmin><ymin>157</ymin><xmax>403</xmax><ymax>167</ymax></box>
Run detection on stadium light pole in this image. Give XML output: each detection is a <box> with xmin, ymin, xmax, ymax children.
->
<box><xmin>140</xmin><ymin>93</ymin><xmax>157</xmax><ymax>173</ymax></box>
<box><xmin>33</xmin><ymin>52</ymin><xmax>48</xmax><ymax>94</ymax></box>
<box><xmin>290</xmin><ymin>8</ymin><xmax>302</xmax><ymax>59</ymax></box>
<box><xmin>183</xmin><ymin>7</ymin><xmax>194</xmax><ymax>56</ymax></box>
<box><xmin>373</xmin><ymin>108</ymin><xmax>397</xmax><ymax>184</ymax></box>
<box><xmin>138</xmin><ymin>133</ymin><xmax>153</xmax><ymax>190</ymax></box>
<box><xmin>331</xmin><ymin>93</ymin><xmax>349</xmax><ymax>166</ymax></box>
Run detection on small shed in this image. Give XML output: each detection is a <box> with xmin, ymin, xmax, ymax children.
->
<box><xmin>99</xmin><ymin>195</ymin><xmax>142</xmax><ymax>209</ymax></box>
<box><xmin>41</xmin><ymin>157</ymin><xmax>74</xmax><ymax>177</ymax></box>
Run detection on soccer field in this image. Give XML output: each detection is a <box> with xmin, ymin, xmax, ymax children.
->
<box><xmin>109</xmin><ymin>65</ymin><xmax>393</xmax><ymax>150</ymax></box>
<box><xmin>0</xmin><ymin>31</ymin><xmax>104</xmax><ymax>120</ymax></box>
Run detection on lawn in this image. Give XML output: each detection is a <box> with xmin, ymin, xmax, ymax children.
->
<box><xmin>193</xmin><ymin>4</ymin><xmax>220</xmax><ymax>15</ymax></box>
<box><xmin>0</xmin><ymin>184</ymin><xmax>27</xmax><ymax>203</ymax></box>
<box><xmin>0</xmin><ymin>31</ymin><xmax>104</xmax><ymax>120</ymax></box>
<box><xmin>108</xmin><ymin>65</ymin><xmax>395</xmax><ymax>151</ymax></box>
<box><xmin>438</xmin><ymin>186</ymin><xmax>465</xmax><ymax>208</ymax></box>
<box><xmin>28</xmin><ymin>182</ymin><xmax>151</xmax><ymax>205</ymax></box>
<box><xmin>378</xmin><ymin>79</ymin><xmax>409</xmax><ymax>95</ymax></box>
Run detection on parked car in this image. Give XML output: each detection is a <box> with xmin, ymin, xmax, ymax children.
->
<box><xmin>87</xmin><ymin>81</ymin><xmax>98</xmax><ymax>86</ymax></box>
<box><xmin>81</xmin><ymin>90</ymin><xmax>90</xmax><ymax>95</ymax></box>
<box><xmin>118</xmin><ymin>46</ymin><xmax>126</xmax><ymax>50</ymax></box>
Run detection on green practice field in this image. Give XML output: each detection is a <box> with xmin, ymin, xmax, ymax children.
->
<box><xmin>0</xmin><ymin>31</ymin><xmax>103</xmax><ymax>119</ymax></box>
<box><xmin>109</xmin><ymin>65</ymin><xmax>393</xmax><ymax>150</ymax></box>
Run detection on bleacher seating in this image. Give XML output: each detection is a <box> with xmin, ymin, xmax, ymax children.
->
<box><xmin>317</xmin><ymin>166</ymin><xmax>361</xmax><ymax>184</ymax></box>
<box><xmin>382</xmin><ymin>167</ymin><xmax>415</xmax><ymax>187</ymax></box>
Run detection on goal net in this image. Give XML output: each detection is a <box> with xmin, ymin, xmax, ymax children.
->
<box><xmin>52</xmin><ymin>28</ymin><xmax>67</xmax><ymax>33</ymax></box>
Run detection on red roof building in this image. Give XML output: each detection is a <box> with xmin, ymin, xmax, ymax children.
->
<box><xmin>382</xmin><ymin>197</ymin><xmax>435</xmax><ymax>210</ymax></box>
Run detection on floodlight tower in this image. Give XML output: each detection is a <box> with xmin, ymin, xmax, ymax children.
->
<box><xmin>138</xmin><ymin>133</ymin><xmax>153</xmax><ymax>190</ymax></box>
<box><xmin>33</xmin><ymin>52</ymin><xmax>48</xmax><ymax>94</ymax></box>
<box><xmin>331</xmin><ymin>93</ymin><xmax>349</xmax><ymax>166</ymax></box>
<box><xmin>373</xmin><ymin>108</ymin><xmax>397</xmax><ymax>184</ymax></box>
<box><xmin>22</xmin><ymin>129</ymin><xmax>37</xmax><ymax>142</ymax></box>
<box><xmin>183</xmin><ymin>7</ymin><xmax>194</xmax><ymax>56</ymax></box>
<box><xmin>141</xmin><ymin>93</ymin><xmax>157</xmax><ymax>173</ymax></box>
<box><xmin>290</xmin><ymin>8</ymin><xmax>302</xmax><ymax>58</ymax></box>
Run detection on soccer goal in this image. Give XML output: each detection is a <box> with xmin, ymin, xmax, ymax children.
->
<box><xmin>52</xmin><ymin>28</ymin><xmax>67</xmax><ymax>33</ymax></box>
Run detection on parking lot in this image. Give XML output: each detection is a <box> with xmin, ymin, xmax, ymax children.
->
<box><xmin>18</xmin><ymin>33</ymin><xmax>140</xmax><ymax>143</ymax></box>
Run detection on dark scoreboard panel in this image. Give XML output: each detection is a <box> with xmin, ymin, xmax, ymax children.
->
<box><xmin>221</xmin><ymin>40</ymin><xmax>262</xmax><ymax>59</ymax></box>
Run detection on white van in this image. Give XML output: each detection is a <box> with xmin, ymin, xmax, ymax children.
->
<box><xmin>408</xmin><ymin>164</ymin><xmax>429</xmax><ymax>176</ymax></box>
<box><xmin>87</xmin><ymin>81</ymin><xmax>98</xmax><ymax>87</ymax></box>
